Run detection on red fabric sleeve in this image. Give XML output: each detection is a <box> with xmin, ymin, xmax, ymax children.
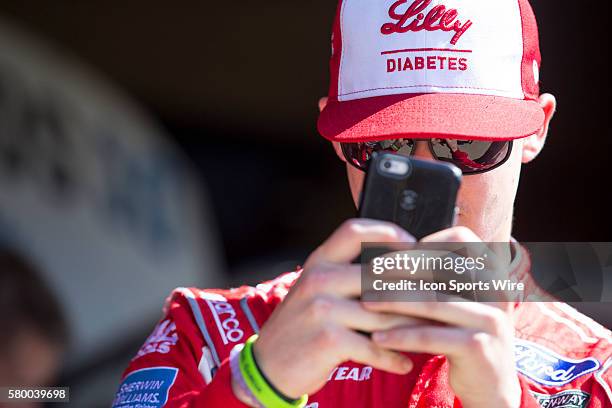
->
<box><xmin>193</xmin><ymin>359</ymin><xmax>250</xmax><ymax>407</ymax></box>
<box><xmin>111</xmin><ymin>290</ymin><xmax>251</xmax><ymax>408</ymax></box>
<box><xmin>112</xmin><ymin>273</ymin><xmax>301</xmax><ymax>408</ymax></box>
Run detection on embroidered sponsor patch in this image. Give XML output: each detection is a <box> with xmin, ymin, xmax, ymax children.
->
<box><xmin>134</xmin><ymin>319</ymin><xmax>178</xmax><ymax>359</ymax></box>
<box><xmin>327</xmin><ymin>366</ymin><xmax>372</xmax><ymax>382</ymax></box>
<box><xmin>380</xmin><ymin>0</ymin><xmax>473</xmax><ymax>45</ymax></box>
<box><xmin>515</xmin><ymin>340</ymin><xmax>600</xmax><ymax>386</ymax></box>
<box><xmin>530</xmin><ymin>390</ymin><xmax>590</xmax><ymax>408</ymax></box>
<box><xmin>201</xmin><ymin>292</ymin><xmax>244</xmax><ymax>344</ymax></box>
<box><xmin>112</xmin><ymin>367</ymin><xmax>178</xmax><ymax>408</ymax></box>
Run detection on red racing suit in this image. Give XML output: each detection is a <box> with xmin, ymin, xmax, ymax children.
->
<box><xmin>113</xmin><ymin>250</ymin><xmax>612</xmax><ymax>408</ymax></box>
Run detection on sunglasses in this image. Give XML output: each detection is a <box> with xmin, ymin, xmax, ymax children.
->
<box><xmin>341</xmin><ymin>139</ymin><xmax>513</xmax><ymax>175</ymax></box>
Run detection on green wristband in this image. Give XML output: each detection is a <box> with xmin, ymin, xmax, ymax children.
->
<box><xmin>239</xmin><ymin>334</ymin><xmax>309</xmax><ymax>408</ymax></box>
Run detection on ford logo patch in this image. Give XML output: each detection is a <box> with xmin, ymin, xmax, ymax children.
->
<box><xmin>514</xmin><ymin>340</ymin><xmax>600</xmax><ymax>386</ymax></box>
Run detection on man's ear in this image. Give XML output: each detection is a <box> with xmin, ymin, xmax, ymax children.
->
<box><xmin>319</xmin><ymin>97</ymin><xmax>345</xmax><ymax>161</ymax></box>
<box><xmin>522</xmin><ymin>93</ymin><xmax>556</xmax><ymax>163</ymax></box>
<box><xmin>318</xmin><ymin>97</ymin><xmax>328</xmax><ymax>113</ymax></box>
<box><xmin>332</xmin><ymin>142</ymin><xmax>346</xmax><ymax>162</ymax></box>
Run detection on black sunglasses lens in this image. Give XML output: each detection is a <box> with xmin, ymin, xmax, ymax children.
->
<box><xmin>431</xmin><ymin>139</ymin><xmax>511</xmax><ymax>174</ymax></box>
<box><xmin>342</xmin><ymin>139</ymin><xmax>511</xmax><ymax>174</ymax></box>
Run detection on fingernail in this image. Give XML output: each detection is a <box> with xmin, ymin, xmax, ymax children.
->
<box><xmin>373</xmin><ymin>332</ymin><xmax>387</xmax><ymax>342</ymax></box>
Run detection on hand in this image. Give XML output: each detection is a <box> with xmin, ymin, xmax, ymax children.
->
<box><xmin>240</xmin><ymin>219</ymin><xmax>423</xmax><ymax>404</ymax></box>
<box><xmin>363</xmin><ymin>227</ymin><xmax>521</xmax><ymax>408</ymax></box>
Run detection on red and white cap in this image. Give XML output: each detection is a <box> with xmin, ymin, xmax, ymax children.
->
<box><xmin>318</xmin><ymin>0</ymin><xmax>544</xmax><ymax>142</ymax></box>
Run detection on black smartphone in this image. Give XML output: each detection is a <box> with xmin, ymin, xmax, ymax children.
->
<box><xmin>358</xmin><ymin>152</ymin><xmax>462</xmax><ymax>240</ymax></box>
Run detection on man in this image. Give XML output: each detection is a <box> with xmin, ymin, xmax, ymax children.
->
<box><xmin>112</xmin><ymin>0</ymin><xmax>611</xmax><ymax>407</ymax></box>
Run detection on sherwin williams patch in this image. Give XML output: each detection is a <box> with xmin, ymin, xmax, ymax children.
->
<box><xmin>112</xmin><ymin>367</ymin><xmax>178</xmax><ymax>408</ymax></box>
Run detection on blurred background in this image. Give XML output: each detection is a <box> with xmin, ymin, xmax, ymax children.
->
<box><xmin>0</xmin><ymin>1</ymin><xmax>609</xmax><ymax>406</ymax></box>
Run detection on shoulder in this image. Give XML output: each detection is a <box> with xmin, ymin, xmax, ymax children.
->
<box><xmin>513</xmin><ymin>302</ymin><xmax>611</xmax><ymax>404</ymax></box>
<box><xmin>122</xmin><ymin>271</ymin><xmax>300</xmax><ymax>386</ymax></box>
<box><xmin>163</xmin><ymin>271</ymin><xmax>301</xmax><ymax>362</ymax></box>
<box><xmin>514</xmin><ymin>302</ymin><xmax>611</xmax><ymax>360</ymax></box>
<box><xmin>113</xmin><ymin>273</ymin><xmax>301</xmax><ymax>407</ymax></box>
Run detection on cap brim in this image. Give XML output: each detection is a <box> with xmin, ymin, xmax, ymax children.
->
<box><xmin>318</xmin><ymin>93</ymin><xmax>544</xmax><ymax>142</ymax></box>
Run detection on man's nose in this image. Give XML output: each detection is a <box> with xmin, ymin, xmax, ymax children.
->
<box><xmin>412</xmin><ymin>141</ymin><xmax>435</xmax><ymax>160</ymax></box>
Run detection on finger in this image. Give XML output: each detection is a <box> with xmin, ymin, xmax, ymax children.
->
<box><xmin>296</xmin><ymin>263</ymin><xmax>363</xmax><ymax>298</ymax></box>
<box><xmin>420</xmin><ymin>228</ymin><xmax>490</xmax><ymax>265</ymax></box>
<box><xmin>420</xmin><ymin>227</ymin><xmax>491</xmax><ymax>265</ymax></box>
<box><xmin>421</xmin><ymin>226</ymin><xmax>482</xmax><ymax>244</ymax></box>
<box><xmin>305</xmin><ymin>219</ymin><xmax>415</xmax><ymax>267</ymax></box>
<box><xmin>420</xmin><ymin>228</ymin><xmax>510</xmax><ymax>272</ymax></box>
<box><xmin>316</xmin><ymin>296</ymin><xmax>429</xmax><ymax>332</ymax></box>
<box><xmin>361</xmin><ymin>288</ymin><xmax>444</xmax><ymax>303</ymax></box>
<box><xmin>362</xmin><ymin>298</ymin><xmax>509</xmax><ymax>335</ymax></box>
<box><xmin>371</xmin><ymin>326</ymin><xmax>481</xmax><ymax>358</ymax></box>
<box><xmin>342</xmin><ymin>329</ymin><xmax>413</xmax><ymax>375</ymax></box>
<box><xmin>419</xmin><ymin>229</ymin><xmax>515</xmax><ymax>295</ymax></box>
